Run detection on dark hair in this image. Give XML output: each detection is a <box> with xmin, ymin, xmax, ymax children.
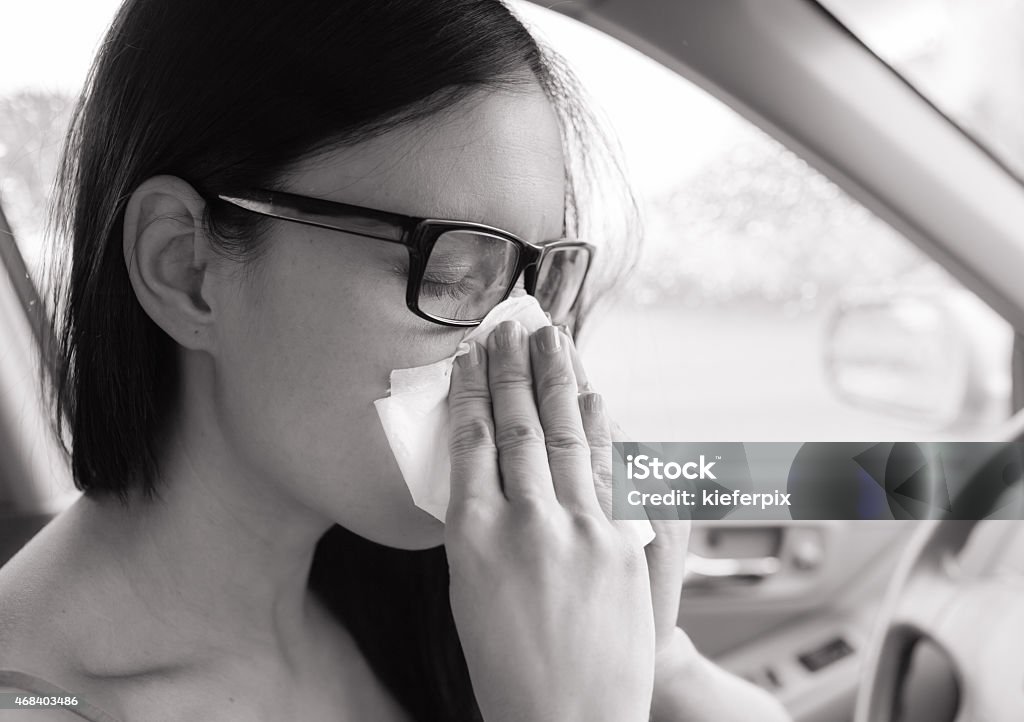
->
<box><xmin>45</xmin><ymin>1</ymin><xmax>637</xmax><ymax>719</ymax></box>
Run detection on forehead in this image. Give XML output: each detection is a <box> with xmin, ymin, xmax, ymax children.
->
<box><xmin>284</xmin><ymin>85</ymin><xmax>567</xmax><ymax>243</ymax></box>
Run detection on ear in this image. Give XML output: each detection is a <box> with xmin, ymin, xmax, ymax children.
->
<box><xmin>123</xmin><ymin>175</ymin><xmax>219</xmax><ymax>351</ymax></box>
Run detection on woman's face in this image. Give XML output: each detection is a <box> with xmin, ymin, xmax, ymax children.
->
<box><xmin>209</xmin><ymin>85</ymin><xmax>567</xmax><ymax>549</ymax></box>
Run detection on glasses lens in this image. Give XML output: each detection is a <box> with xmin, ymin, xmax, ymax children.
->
<box><xmin>417</xmin><ymin>230</ymin><xmax>520</xmax><ymax>322</ymax></box>
<box><xmin>535</xmin><ymin>246</ymin><xmax>591</xmax><ymax>324</ymax></box>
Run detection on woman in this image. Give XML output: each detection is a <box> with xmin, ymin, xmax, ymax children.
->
<box><xmin>0</xmin><ymin>1</ymin><xmax>791</xmax><ymax>720</ymax></box>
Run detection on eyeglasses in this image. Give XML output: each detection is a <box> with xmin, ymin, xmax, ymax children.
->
<box><xmin>214</xmin><ymin>189</ymin><xmax>596</xmax><ymax>327</ymax></box>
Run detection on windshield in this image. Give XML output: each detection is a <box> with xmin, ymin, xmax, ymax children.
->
<box><xmin>820</xmin><ymin>0</ymin><xmax>1024</xmax><ymax>180</ymax></box>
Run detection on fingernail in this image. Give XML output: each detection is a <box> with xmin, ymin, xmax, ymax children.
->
<box><xmin>456</xmin><ymin>341</ymin><xmax>482</xmax><ymax>368</ymax></box>
<box><xmin>493</xmin><ymin>320</ymin><xmax>522</xmax><ymax>350</ymax></box>
<box><xmin>581</xmin><ymin>391</ymin><xmax>603</xmax><ymax>413</ymax></box>
<box><xmin>557</xmin><ymin>324</ymin><xmax>571</xmax><ymax>339</ymax></box>
<box><xmin>535</xmin><ymin>324</ymin><xmax>561</xmax><ymax>354</ymax></box>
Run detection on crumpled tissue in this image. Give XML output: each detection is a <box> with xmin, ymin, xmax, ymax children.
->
<box><xmin>373</xmin><ymin>294</ymin><xmax>655</xmax><ymax>547</ymax></box>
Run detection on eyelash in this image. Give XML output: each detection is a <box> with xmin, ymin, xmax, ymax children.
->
<box><xmin>421</xmin><ymin>277</ymin><xmax>475</xmax><ymax>301</ymax></box>
<box><xmin>390</xmin><ymin>263</ymin><xmax>473</xmax><ymax>300</ymax></box>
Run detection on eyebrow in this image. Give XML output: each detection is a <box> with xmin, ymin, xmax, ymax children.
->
<box><xmin>427</xmin><ymin>206</ymin><xmax>567</xmax><ymax>245</ymax></box>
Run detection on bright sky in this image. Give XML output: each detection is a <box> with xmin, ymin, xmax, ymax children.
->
<box><xmin>0</xmin><ymin>0</ymin><xmax>743</xmax><ymax>194</ymax></box>
<box><xmin>0</xmin><ymin>0</ymin><xmax>122</xmax><ymax>94</ymax></box>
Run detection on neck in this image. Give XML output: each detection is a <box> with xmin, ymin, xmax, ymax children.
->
<box><xmin>63</xmin><ymin>415</ymin><xmax>335</xmax><ymax>679</ymax></box>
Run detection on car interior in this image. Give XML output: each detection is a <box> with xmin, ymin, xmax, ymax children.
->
<box><xmin>3</xmin><ymin>1</ymin><xmax>1024</xmax><ymax>721</ymax></box>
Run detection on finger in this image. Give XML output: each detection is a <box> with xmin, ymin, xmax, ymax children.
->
<box><xmin>529</xmin><ymin>325</ymin><xmax>603</xmax><ymax>516</ymax></box>
<box><xmin>646</xmin><ymin>515</ymin><xmax>691</xmax><ymax>644</ymax></box>
<box><xmin>447</xmin><ymin>341</ymin><xmax>503</xmax><ymax>514</ymax></box>
<box><xmin>578</xmin><ymin>391</ymin><xmax>615</xmax><ymax>520</ymax></box>
<box><xmin>580</xmin><ymin>392</ymin><xmax>658</xmax><ymax>551</ymax></box>
<box><xmin>609</xmin><ymin>416</ymin><xmax>631</xmax><ymax>443</ymax></box>
<box><xmin>648</xmin><ymin>515</ymin><xmax>691</xmax><ymax>562</ymax></box>
<box><xmin>559</xmin><ymin>325</ymin><xmax>613</xmax><ymax>516</ymax></box>
<box><xmin>558</xmin><ymin>324</ymin><xmax>592</xmax><ymax>392</ymax></box>
<box><xmin>486</xmin><ymin>319</ymin><xmax>557</xmax><ymax>504</ymax></box>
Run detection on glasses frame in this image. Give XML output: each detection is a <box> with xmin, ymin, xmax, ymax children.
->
<box><xmin>214</xmin><ymin>188</ymin><xmax>596</xmax><ymax>327</ymax></box>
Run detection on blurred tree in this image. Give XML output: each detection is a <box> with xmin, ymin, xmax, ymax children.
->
<box><xmin>0</xmin><ymin>90</ymin><xmax>74</xmax><ymax>257</ymax></box>
<box><xmin>625</xmin><ymin>135</ymin><xmax>929</xmax><ymax>308</ymax></box>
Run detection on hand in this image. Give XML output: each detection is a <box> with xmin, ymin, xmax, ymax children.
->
<box><xmin>559</xmin><ymin>327</ymin><xmax>691</xmax><ymax>656</ymax></box>
<box><xmin>445</xmin><ymin>320</ymin><xmax>656</xmax><ymax>722</ymax></box>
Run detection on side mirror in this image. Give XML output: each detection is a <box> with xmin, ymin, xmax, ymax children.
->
<box><xmin>823</xmin><ymin>288</ymin><xmax>1012</xmax><ymax>430</ymax></box>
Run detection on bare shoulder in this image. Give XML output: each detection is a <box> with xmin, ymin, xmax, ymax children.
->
<box><xmin>0</xmin><ymin>552</ymin><xmax>117</xmax><ymax>720</ymax></box>
<box><xmin>0</xmin><ymin>525</ymin><xmax>133</xmax><ymax>722</ymax></box>
<box><xmin>0</xmin><ymin>508</ymin><xmax>84</xmax><ymax>664</ymax></box>
<box><xmin>0</xmin><ymin>533</ymin><xmax>62</xmax><ymax>663</ymax></box>
<box><xmin>0</xmin><ymin>709</ymin><xmax>90</xmax><ymax>721</ymax></box>
<box><xmin>0</xmin><ymin>505</ymin><xmax>129</xmax><ymax>713</ymax></box>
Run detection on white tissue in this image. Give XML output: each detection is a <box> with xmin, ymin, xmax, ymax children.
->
<box><xmin>373</xmin><ymin>294</ymin><xmax>655</xmax><ymax>547</ymax></box>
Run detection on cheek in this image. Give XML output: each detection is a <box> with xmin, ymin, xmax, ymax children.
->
<box><xmin>213</xmin><ymin>244</ymin><xmax>461</xmax><ymax>545</ymax></box>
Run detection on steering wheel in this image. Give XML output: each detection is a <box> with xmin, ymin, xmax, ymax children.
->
<box><xmin>854</xmin><ymin>517</ymin><xmax>1024</xmax><ymax>722</ymax></box>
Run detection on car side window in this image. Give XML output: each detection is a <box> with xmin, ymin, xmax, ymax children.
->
<box><xmin>517</xmin><ymin>3</ymin><xmax>1014</xmax><ymax>442</ymax></box>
